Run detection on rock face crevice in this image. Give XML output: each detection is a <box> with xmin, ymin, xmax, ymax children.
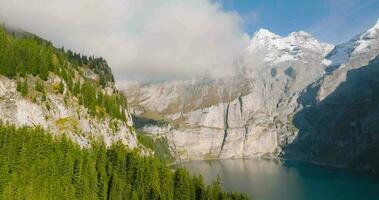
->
<box><xmin>238</xmin><ymin>95</ymin><xmax>243</xmax><ymax>115</ymax></box>
<box><xmin>219</xmin><ymin>103</ymin><xmax>230</xmax><ymax>156</ymax></box>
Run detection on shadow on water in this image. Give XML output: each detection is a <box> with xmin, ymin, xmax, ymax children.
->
<box><xmin>284</xmin><ymin>56</ymin><xmax>379</xmax><ymax>174</ymax></box>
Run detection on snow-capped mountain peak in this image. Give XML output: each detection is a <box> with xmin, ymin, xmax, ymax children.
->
<box><xmin>324</xmin><ymin>19</ymin><xmax>379</xmax><ymax>71</ymax></box>
<box><xmin>253</xmin><ymin>28</ymin><xmax>281</xmax><ymax>40</ymax></box>
<box><xmin>248</xmin><ymin>28</ymin><xmax>281</xmax><ymax>52</ymax></box>
<box><xmin>248</xmin><ymin>29</ymin><xmax>333</xmax><ymax>64</ymax></box>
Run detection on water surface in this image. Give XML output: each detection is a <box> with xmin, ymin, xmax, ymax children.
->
<box><xmin>175</xmin><ymin>159</ymin><xmax>379</xmax><ymax>200</ymax></box>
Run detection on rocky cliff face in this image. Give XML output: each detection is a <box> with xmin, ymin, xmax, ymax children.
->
<box><xmin>125</xmin><ymin>28</ymin><xmax>336</xmax><ymax>161</ymax></box>
<box><xmin>126</xmin><ymin>19</ymin><xmax>379</xmax><ymax>165</ymax></box>
<box><xmin>0</xmin><ymin>73</ymin><xmax>137</xmax><ymax>148</ymax></box>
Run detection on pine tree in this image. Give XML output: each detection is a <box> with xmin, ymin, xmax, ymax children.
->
<box><xmin>16</xmin><ymin>79</ymin><xmax>28</xmax><ymax>97</ymax></box>
<box><xmin>173</xmin><ymin>168</ymin><xmax>192</xmax><ymax>200</ymax></box>
<box><xmin>58</xmin><ymin>81</ymin><xmax>64</xmax><ymax>94</ymax></box>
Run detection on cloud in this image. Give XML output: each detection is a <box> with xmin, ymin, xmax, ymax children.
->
<box><xmin>0</xmin><ymin>0</ymin><xmax>248</xmax><ymax>84</ymax></box>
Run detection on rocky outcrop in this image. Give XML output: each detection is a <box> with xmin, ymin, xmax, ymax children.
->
<box><xmin>0</xmin><ymin>73</ymin><xmax>137</xmax><ymax>149</ymax></box>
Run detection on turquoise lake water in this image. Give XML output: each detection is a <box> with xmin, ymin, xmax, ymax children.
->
<box><xmin>175</xmin><ymin>159</ymin><xmax>379</xmax><ymax>200</ymax></box>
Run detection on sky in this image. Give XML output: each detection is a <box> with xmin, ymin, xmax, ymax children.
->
<box><xmin>0</xmin><ymin>0</ymin><xmax>378</xmax><ymax>85</ymax></box>
<box><xmin>213</xmin><ymin>0</ymin><xmax>379</xmax><ymax>43</ymax></box>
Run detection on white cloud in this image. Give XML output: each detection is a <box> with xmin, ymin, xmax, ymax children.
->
<box><xmin>0</xmin><ymin>0</ymin><xmax>248</xmax><ymax>83</ymax></box>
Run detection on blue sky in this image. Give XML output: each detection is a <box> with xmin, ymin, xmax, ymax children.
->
<box><xmin>213</xmin><ymin>0</ymin><xmax>379</xmax><ymax>44</ymax></box>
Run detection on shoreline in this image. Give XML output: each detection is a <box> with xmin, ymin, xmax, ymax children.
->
<box><xmin>170</xmin><ymin>155</ymin><xmax>378</xmax><ymax>179</ymax></box>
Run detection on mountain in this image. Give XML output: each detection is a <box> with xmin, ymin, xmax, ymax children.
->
<box><xmin>0</xmin><ymin>26</ymin><xmax>137</xmax><ymax>148</ymax></box>
<box><xmin>248</xmin><ymin>28</ymin><xmax>333</xmax><ymax>65</ymax></box>
<box><xmin>283</xmin><ymin>19</ymin><xmax>379</xmax><ymax>174</ymax></box>
<box><xmin>125</xmin><ymin>19</ymin><xmax>379</xmax><ymax>175</ymax></box>
<box><xmin>125</xmin><ymin>27</ymin><xmax>335</xmax><ymax>161</ymax></box>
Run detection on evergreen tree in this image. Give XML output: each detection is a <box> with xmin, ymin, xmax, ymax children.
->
<box><xmin>16</xmin><ymin>79</ymin><xmax>28</xmax><ymax>97</ymax></box>
<box><xmin>58</xmin><ymin>81</ymin><xmax>64</xmax><ymax>94</ymax></box>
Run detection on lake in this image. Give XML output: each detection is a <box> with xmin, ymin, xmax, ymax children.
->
<box><xmin>175</xmin><ymin>159</ymin><xmax>379</xmax><ymax>200</ymax></box>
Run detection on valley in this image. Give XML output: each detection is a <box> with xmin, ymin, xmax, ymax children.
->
<box><xmin>0</xmin><ymin>1</ymin><xmax>379</xmax><ymax>199</ymax></box>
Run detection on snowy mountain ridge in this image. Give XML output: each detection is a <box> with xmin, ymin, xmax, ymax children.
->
<box><xmin>324</xmin><ymin>19</ymin><xmax>379</xmax><ymax>72</ymax></box>
<box><xmin>248</xmin><ymin>28</ymin><xmax>334</xmax><ymax>65</ymax></box>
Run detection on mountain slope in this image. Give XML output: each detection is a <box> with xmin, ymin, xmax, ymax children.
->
<box><xmin>286</xmin><ymin>56</ymin><xmax>379</xmax><ymax>174</ymax></box>
<box><xmin>283</xmin><ymin>20</ymin><xmax>379</xmax><ymax>175</ymax></box>
<box><xmin>0</xmin><ymin>26</ymin><xmax>137</xmax><ymax>148</ymax></box>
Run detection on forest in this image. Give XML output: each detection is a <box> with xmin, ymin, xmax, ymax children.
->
<box><xmin>0</xmin><ymin>124</ymin><xmax>250</xmax><ymax>200</ymax></box>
